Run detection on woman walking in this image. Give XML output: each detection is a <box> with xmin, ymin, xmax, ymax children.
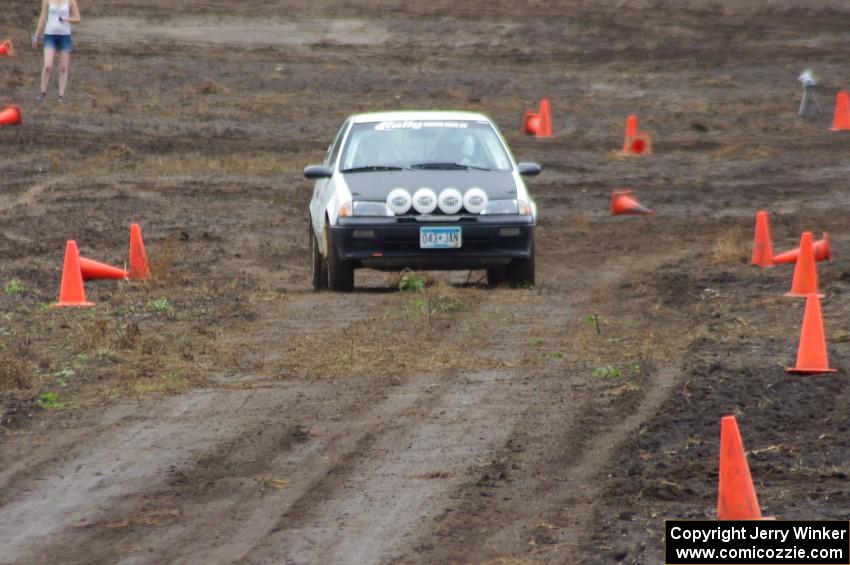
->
<box><xmin>32</xmin><ymin>0</ymin><xmax>81</xmax><ymax>102</ymax></box>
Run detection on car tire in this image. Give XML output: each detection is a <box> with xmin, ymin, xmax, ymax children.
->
<box><xmin>507</xmin><ymin>235</ymin><xmax>535</xmax><ymax>287</ymax></box>
<box><xmin>325</xmin><ymin>225</ymin><xmax>354</xmax><ymax>292</ymax></box>
<box><xmin>486</xmin><ymin>267</ymin><xmax>508</xmax><ymax>287</ymax></box>
<box><xmin>310</xmin><ymin>225</ymin><xmax>328</xmax><ymax>291</ymax></box>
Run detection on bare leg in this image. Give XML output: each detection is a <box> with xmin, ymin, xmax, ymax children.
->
<box><xmin>41</xmin><ymin>47</ymin><xmax>56</xmax><ymax>94</ymax></box>
<box><xmin>58</xmin><ymin>51</ymin><xmax>70</xmax><ymax>98</ymax></box>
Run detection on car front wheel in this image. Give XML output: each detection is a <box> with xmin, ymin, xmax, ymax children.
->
<box><xmin>310</xmin><ymin>225</ymin><xmax>328</xmax><ymax>291</ymax></box>
<box><xmin>507</xmin><ymin>235</ymin><xmax>535</xmax><ymax>287</ymax></box>
<box><xmin>325</xmin><ymin>225</ymin><xmax>354</xmax><ymax>292</ymax></box>
<box><xmin>486</xmin><ymin>266</ymin><xmax>508</xmax><ymax>286</ymax></box>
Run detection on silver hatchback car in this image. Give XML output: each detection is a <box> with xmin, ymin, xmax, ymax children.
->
<box><xmin>304</xmin><ymin>111</ymin><xmax>541</xmax><ymax>291</ymax></box>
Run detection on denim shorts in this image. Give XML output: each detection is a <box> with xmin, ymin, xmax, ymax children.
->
<box><xmin>44</xmin><ymin>34</ymin><xmax>72</xmax><ymax>52</ymax></box>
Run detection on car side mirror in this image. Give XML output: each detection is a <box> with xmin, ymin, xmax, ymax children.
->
<box><xmin>518</xmin><ymin>162</ymin><xmax>542</xmax><ymax>176</ymax></box>
<box><xmin>304</xmin><ymin>164</ymin><xmax>333</xmax><ymax>179</ymax></box>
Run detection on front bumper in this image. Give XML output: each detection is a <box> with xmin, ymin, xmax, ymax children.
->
<box><xmin>331</xmin><ymin>215</ymin><xmax>535</xmax><ymax>270</ymax></box>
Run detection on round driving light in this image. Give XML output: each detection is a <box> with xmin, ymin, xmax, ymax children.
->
<box><xmin>463</xmin><ymin>187</ymin><xmax>488</xmax><ymax>214</ymax></box>
<box><xmin>386</xmin><ymin>188</ymin><xmax>412</xmax><ymax>215</ymax></box>
<box><xmin>438</xmin><ymin>188</ymin><xmax>463</xmax><ymax>215</ymax></box>
<box><xmin>412</xmin><ymin>188</ymin><xmax>438</xmax><ymax>215</ymax></box>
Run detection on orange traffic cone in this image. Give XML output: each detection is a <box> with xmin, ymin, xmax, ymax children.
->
<box><xmin>785</xmin><ymin>232</ymin><xmax>822</xmax><ymax>297</ymax></box>
<box><xmin>621</xmin><ymin>114</ymin><xmax>652</xmax><ymax>156</ymax></box>
<box><xmin>53</xmin><ymin>241</ymin><xmax>94</xmax><ymax>307</ymax></box>
<box><xmin>0</xmin><ymin>105</ymin><xmax>22</xmax><ymax>127</ymax></box>
<box><xmin>773</xmin><ymin>232</ymin><xmax>833</xmax><ymax>265</ymax></box>
<box><xmin>610</xmin><ymin>189</ymin><xmax>654</xmax><ymax>216</ymax></box>
<box><xmin>0</xmin><ymin>38</ymin><xmax>13</xmax><ymax>57</ymax></box>
<box><xmin>787</xmin><ymin>294</ymin><xmax>836</xmax><ymax>374</ymax></box>
<box><xmin>522</xmin><ymin>98</ymin><xmax>552</xmax><ymax>137</ymax></box>
<box><xmin>717</xmin><ymin>415</ymin><xmax>762</xmax><ymax>520</ymax></box>
<box><xmin>79</xmin><ymin>256</ymin><xmax>128</xmax><ymax>280</ymax></box>
<box><xmin>750</xmin><ymin>210</ymin><xmax>774</xmax><ymax>268</ymax></box>
<box><xmin>830</xmin><ymin>91</ymin><xmax>850</xmax><ymax>131</ymax></box>
<box><xmin>624</xmin><ymin>114</ymin><xmax>638</xmax><ymax>139</ymax></box>
<box><xmin>129</xmin><ymin>223</ymin><xmax>150</xmax><ymax>280</ymax></box>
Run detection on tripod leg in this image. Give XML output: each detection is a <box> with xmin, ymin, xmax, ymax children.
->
<box><xmin>813</xmin><ymin>91</ymin><xmax>823</xmax><ymax>114</ymax></box>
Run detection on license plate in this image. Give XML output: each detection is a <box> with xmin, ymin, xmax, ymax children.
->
<box><xmin>420</xmin><ymin>226</ymin><xmax>462</xmax><ymax>249</ymax></box>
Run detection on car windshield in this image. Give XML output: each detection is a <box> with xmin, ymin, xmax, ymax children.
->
<box><xmin>339</xmin><ymin>120</ymin><xmax>513</xmax><ymax>172</ymax></box>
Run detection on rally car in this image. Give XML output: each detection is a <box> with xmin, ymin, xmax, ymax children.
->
<box><xmin>304</xmin><ymin>111</ymin><xmax>541</xmax><ymax>291</ymax></box>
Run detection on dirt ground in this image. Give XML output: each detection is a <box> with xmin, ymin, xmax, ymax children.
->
<box><xmin>2</xmin><ymin>1</ymin><xmax>850</xmax><ymax>563</ymax></box>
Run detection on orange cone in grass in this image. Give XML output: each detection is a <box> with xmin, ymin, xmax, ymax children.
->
<box><xmin>787</xmin><ymin>293</ymin><xmax>836</xmax><ymax>374</ymax></box>
<box><xmin>750</xmin><ymin>210</ymin><xmax>774</xmax><ymax>268</ymax></box>
<box><xmin>0</xmin><ymin>38</ymin><xmax>14</xmax><ymax>57</ymax></box>
<box><xmin>624</xmin><ymin>115</ymin><xmax>638</xmax><ymax>138</ymax></box>
<box><xmin>610</xmin><ymin>189</ymin><xmax>654</xmax><ymax>216</ymax></box>
<box><xmin>717</xmin><ymin>416</ymin><xmax>762</xmax><ymax>520</ymax></box>
<box><xmin>773</xmin><ymin>232</ymin><xmax>833</xmax><ymax>265</ymax></box>
<box><xmin>785</xmin><ymin>232</ymin><xmax>822</xmax><ymax>297</ymax></box>
<box><xmin>79</xmin><ymin>257</ymin><xmax>128</xmax><ymax>280</ymax></box>
<box><xmin>622</xmin><ymin>114</ymin><xmax>652</xmax><ymax>156</ymax></box>
<box><xmin>129</xmin><ymin>223</ymin><xmax>149</xmax><ymax>280</ymax></box>
<box><xmin>53</xmin><ymin>241</ymin><xmax>94</xmax><ymax>307</ymax></box>
<box><xmin>522</xmin><ymin>98</ymin><xmax>552</xmax><ymax>138</ymax></box>
<box><xmin>830</xmin><ymin>91</ymin><xmax>850</xmax><ymax>131</ymax></box>
<box><xmin>0</xmin><ymin>105</ymin><xmax>22</xmax><ymax>127</ymax></box>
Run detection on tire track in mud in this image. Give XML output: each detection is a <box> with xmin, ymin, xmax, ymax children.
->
<box><xmin>393</xmin><ymin>245</ymin><xmax>697</xmax><ymax>564</ymax></box>
<box><xmin>409</xmin><ymin>366</ymin><xmax>683</xmax><ymax>564</ymax></box>
<box><xmin>186</xmin><ymin>284</ymin><xmax>568</xmax><ymax>564</ymax></box>
<box><xmin>0</xmin><ymin>390</ymin><xmax>274</xmax><ymax>561</ymax></box>
<box><xmin>0</xmin><ymin>272</ymin><xmax>493</xmax><ymax>563</ymax></box>
<box><xmin>0</xmin><ymin>176</ymin><xmax>67</xmax><ymax>213</ymax></box>
<box><xmin>124</xmin><ymin>282</ymin><xmax>513</xmax><ymax>563</ymax></box>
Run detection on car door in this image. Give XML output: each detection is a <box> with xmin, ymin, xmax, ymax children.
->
<box><xmin>311</xmin><ymin>119</ymin><xmax>350</xmax><ymax>248</ymax></box>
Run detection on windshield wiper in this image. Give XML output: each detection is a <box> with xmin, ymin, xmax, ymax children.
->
<box><xmin>341</xmin><ymin>165</ymin><xmax>403</xmax><ymax>173</ymax></box>
<box><xmin>410</xmin><ymin>162</ymin><xmax>491</xmax><ymax>171</ymax></box>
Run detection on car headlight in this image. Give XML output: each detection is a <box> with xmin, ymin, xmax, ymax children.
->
<box><xmin>479</xmin><ymin>199</ymin><xmax>532</xmax><ymax>216</ymax></box>
<box><xmin>438</xmin><ymin>188</ymin><xmax>463</xmax><ymax>215</ymax></box>
<box><xmin>386</xmin><ymin>188</ymin><xmax>412</xmax><ymax>215</ymax></box>
<box><xmin>339</xmin><ymin>201</ymin><xmax>353</xmax><ymax>217</ymax></box>
<box><xmin>353</xmin><ymin>201</ymin><xmax>394</xmax><ymax>217</ymax></box>
<box><xmin>463</xmin><ymin>187</ymin><xmax>488</xmax><ymax>214</ymax></box>
<box><xmin>412</xmin><ymin>188</ymin><xmax>438</xmax><ymax>215</ymax></box>
<box><xmin>481</xmin><ymin>199</ymin><xmax>518</xmax><ymax>215</ymax></box>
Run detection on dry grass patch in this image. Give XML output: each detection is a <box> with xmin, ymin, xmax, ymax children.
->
<box><xmin>710</xmin><ymin>143</ymin><xmax>778</xmax><ymax>161</ymax></box>
<box><xmin>709</xmin><ymin>227</ymin><xmax>748</xmax><ymax>264</ymax></box>
<box><xmin>80</xmin><ymin>148</ymin><xmax>300</xmax><ymax>177</ymax></box>
<box><xmin>129</xmin><ymin>372</ymin><xmax>189</xmax><ymax>395</ymax></box>
<box><xmin>196</xmin><ymin>81</ymin><xmax>231</xmax><ymax>95</ymax></box>
<box><xmin>0</xmin><ymin>341</ymin><xmax>34</xmax><ymax>391</ymax></box>
<box><xmin>280</xmin><ymin>287</ymin><xmax>503</xmax><ymax>379</ymax></box>
<box><xmin>147</xmin><ymin>152</ymin><xmax>298</xmax><ymax>176</ymax></box>
<box><xmin>572</xmin><ymin>209</ymin><xmax>590</xmax><ymax>232</ymax></box>
<box><xmin>94</xmin><ymin>56</ymin><xmax>126</xmax><ymax>73</ymax></box>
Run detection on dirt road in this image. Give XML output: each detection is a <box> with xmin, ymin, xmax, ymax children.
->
<box><xmin>2</xmin><ymin>1</ymin><xmax>849</xmax><ymax>563</ymax></box>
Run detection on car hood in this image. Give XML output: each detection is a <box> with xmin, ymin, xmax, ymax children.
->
<box><xmin>342</xmin><ymin>170</ymin><xmax>518</xmax><ymax>200</ymax></box>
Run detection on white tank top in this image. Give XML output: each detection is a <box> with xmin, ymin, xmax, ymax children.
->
<box><xmin>45</xmin><ymin>2</ymin><xmax>72</xmax><ymax>36</ymax></box>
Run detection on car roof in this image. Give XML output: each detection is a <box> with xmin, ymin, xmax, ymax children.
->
<box><xmin>351</xmin><ymin>111</ymin><xmax>492</xmax><ymax>124</ymax></box>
